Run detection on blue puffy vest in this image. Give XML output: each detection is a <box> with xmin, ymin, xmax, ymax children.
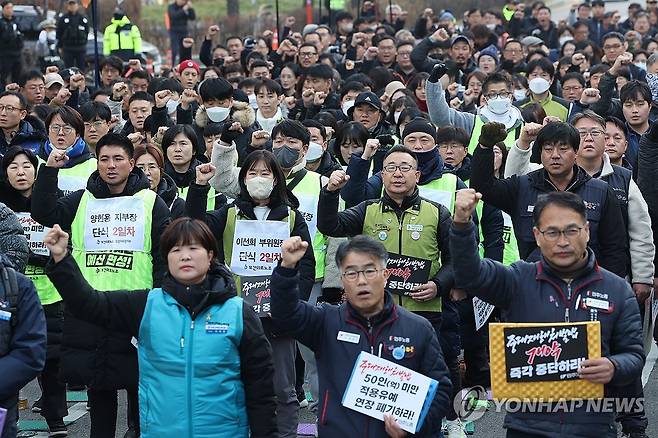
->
<box><xmin>138</xmin><ymin>289</ymin><xmax>248</xmax><ymax>438</ymax></box>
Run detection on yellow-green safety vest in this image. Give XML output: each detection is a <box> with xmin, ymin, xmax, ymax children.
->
<box><xmin>38</xmin><ymin>157</ymin><xmax>97</xmax><ymax>195</ymax></box>
<box><xmin>467</xmin><ymin>116</ymin><xmax>521</xmax><ymax>155</ymax></box>
<box><xmin>363</xmin><ymin>199</ymin><xmax>443</xmax><ymax>312</ymax></box>
<box><xmin>475</xmin><ymin>201</ymin><xmax>520</xmax><ymax>265</ymax></box>
<box><xmin>70</xmin><ymin>189</ymin><xmax>156</xmax><ymax>291</ymax></box>
<box><xmin>178</xmin><ymin>185</ymin><xmax>218</xmax><ymax>211</ymax></box>
<box><xmin>381</xmin><ymin>173</ymin><xmax>457</xmax><ymax>213</ymax></box>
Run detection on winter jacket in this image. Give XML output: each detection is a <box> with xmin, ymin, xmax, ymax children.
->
<box><xmin>471</xmin><ymin>144</ymin><xmax>629</xmax><ymax>278</ymax></box>
<box><xmin>46</xmin><ymin>254</ymin><xmax>277</xmax><ymax>438</ymax></box>
<box><xmin>177</xmin><ymin>101</ymin><xmax>264</xmax><ymax>166</ymax></box>
<box><xmin>0</xmin><ymin>16</ymin><xmax>23</xmax><ymax>56</ymax></box>
<box><xmin>31</xmin><ymin>166</ymin><xmax>171</xmax><ymax>389</ymax></box>
<box><xmin>167</xmin><ymin>3</ymin><xmax>196</xmax><ymax>34</ymax></box>
<box><xmin>0</xmin><ymin>254</ymin><xmax>46</xmax><ymax>438</ymax></box>
<box><xmin>450</xmin><ymin>221</ymin><xmax>645</xmax><ymax>437</ymax></box>
<box><xmin>637</xmin><ymin>124</ymin><xmax>658</xmax><ymax>278</ymax></box>
<box><xmin>156</xmin><ymin>172</ymin><xmax>185</xmax><ymax>219</ymax></box>
<box><xmin>0</xmin><ymin>203</ymin><xmax>28</xmax><ymax>272</ymax></box>
<box><xmin>287</xmin><ymin>92</ymin><xmax>342</xmax><ymax>123</ymax></box>
<box><xmin>506</xmin><ymin>144</ymin><xmax>654</xmax><ymax>285</ymax></box>
<box><xmin>411</xmin><ymin>36</ymin><xmax>476</xmax><ymax>78</ymax></box>
<box><xmin>309</xmin><ymin>150</ymin><xmax>342</xmax><ymax>178</ymax></box>
<box><xmin>103</xmin><ymin>15</ymin><xmax>142</xmax><ymax>61</ymax></box>
<box><xmin>0</xmin><ymin>120</ymin><xmax>46</xmax><ymax>179</ymax></box>
<box><xmin>270</xmin><ymin>265</ymin><xmax>453</xmax><ymax>437</ymax></box>
<box><xmin>56</xmin><ymin>12</ymin><xmax>89</xmax><ymax>50</ymax></box>
<box><xmin>185</xmin><ymin>183</ymin><xmax>316</xmax><ymax>307</ymax></box>
<box><xmin>528</xmin><ymin>22</ymin><xmax>559</xmax><ymax>49</ymax></box>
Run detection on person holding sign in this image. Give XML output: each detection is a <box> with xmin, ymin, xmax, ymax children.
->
<box><xmin>31</xmin><ymin>133</ymin><xmax>171</xmax><ymax>438</ymax></box>
<box><xmin>44</xmin><ymin>218</ymin><xmax>277</xmax><ymax>438</ymax></box>
<box><xmin>0</xmin><ymin>146</ymin><xmax>69</xmax><ymax>435</ymax></box>
<box><xmin>186</xmin><ymin>149</ymin><xmax>314</xmax><ymax>438</ymax></box>
<box><xmin>450</xmin><ymin>189</ymin><xmax>645</xmax><ymax>437</ymax></box>
<box><xmin>270</xmin><ymin>235</ymin><xmax>452</xmax><ymax>437</ymax></box>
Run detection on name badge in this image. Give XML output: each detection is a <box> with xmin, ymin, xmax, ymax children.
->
<box><xmin>585</xmin><ymin>298</ymin><xmax>609</xmax><ymax>311</ymax></box>
<box><xmin>206</xmin><ymin>322</ymin><xmax>229</xmax><ymax>334</ymax></box>
<box><xmin>406</xmin><ymin>224</ymin><xmax>423</xmax><ymax>232</ymax></box>
<box><xmin>337</xmin><ymin>331</ymin><xmax>360</xmax><ymax>344</ymax></box>
<box><xmin>527</xmin><ymin>205</ymin><xmax>535</xmax><ymax>213</ymax></box>
<box><xmin>0</xmin><ymin>309</ymin><xmax>11</xmax><ymax>321</ymax></box>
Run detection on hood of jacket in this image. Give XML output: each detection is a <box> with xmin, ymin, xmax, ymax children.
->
<box><xmin>0</xmin><ymin>202</ymin><xmax>28</xmax><ymax>271</ymax></box>
<box><xmin>110</xmin><ymin>15</ymin><xmax>132</xmax><ymax>27</ymax></box>
<box><xmin>164</xmin><ymin>158</ymin><xmax>201</xmax><ymax>190</ymax></box>
<box><xmin>156</xmin><ymin>172</ymin><xmax>180</xmax><ymax>207</ymax></box>
<box><xmin>85</xmin><ymin>167</ymin><xmax>150</xmax><ymax>199</ymax></box>
<box><xmin>194</xmin><ymin>101</ymin><xmax>256</xmax><ymax>129</ymax></box>
<box><xmin>161</xmin><ymin>263</ymin><xmax>237</xmax><ymax>320</ymax></box>
<box><xmin>313</xmin><ymin>150</ymin><xmax>342</xmax><ymax>177</ymax></box>
<box><xmin>527</xmin><ymin>165</ymin><xmax>590</xmax><ymax>193</ymax></box>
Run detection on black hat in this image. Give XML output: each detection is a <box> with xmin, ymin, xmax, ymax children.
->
<box><xmin>402</xmin><ymin>118</ymin><xmax>437</xmax><ymax>141</ymax></box>
<box><xmin>348</xmin><ymin>92</ymin><xmax>383</xmax><ymax>118</ymax></box>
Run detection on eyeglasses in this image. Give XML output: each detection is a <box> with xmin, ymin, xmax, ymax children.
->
<box><xmin>484</xmin><ymin>91</ymin><xmax>511</xmax><ymax>99</ymax></box>
<box><xmin>84</xmin><ymin>120</ymin><xmax>107</xmax><ymax>129</ymax></box>
<box><xmin>0</xmin><ymin>105</ymin><xmax>22</xmax><ymax>113</ymax></box>
<box><xmin>49</xmin><ymin>124</ymin><xmax>74</xmax><ymax>134</ymax></box>
<box><xmin>577</xmin><ymin>129</ymin><xmax>604</xmax><ymax>138</ymax></box>
<box><xmin>438</xmin><ymin>143</ymin><xmax>466</xmax><ymax>150</ymax></box>
<box><xmin>299</xmin><ymin>51</ymin><xmax>317</xmax><ymax>58</ymax></box>
<box><xmin>538</xmin><ymin>225</ymin><xmax>584</xmax><ymax>241</ymax></box>
<box><xmin>342</xmin><ymin>268</ymin><xmax>381</xmax><ymax>281</ymax></box>
<box><xmin>382</xmin><ymin>163</ymin><xmax>416</xmax><ymax>173</ymax></box>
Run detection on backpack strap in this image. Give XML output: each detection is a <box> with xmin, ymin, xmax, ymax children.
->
<box><xmin>287</xmin><ymin>169</ymin><xmax>307</xmax><ymax>192</ymax></box>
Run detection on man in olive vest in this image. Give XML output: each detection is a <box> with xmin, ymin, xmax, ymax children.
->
<box><xmin>31</xmin><ymin>132</ymin><xmax>170</xmax><ymax>438</ymax></box>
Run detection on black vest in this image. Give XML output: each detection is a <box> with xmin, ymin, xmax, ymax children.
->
<box><xmin>601</xmin><ymin>165</ymin><xmax>631</xmax><ymax>231</ymax></box>
<box><xmin>515</xmin><ymin>173</ymin><xmax>609</xmax><ymax>261</ymax></box>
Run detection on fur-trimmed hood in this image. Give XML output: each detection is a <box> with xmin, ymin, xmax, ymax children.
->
<box><xmin>194</xmin><ymin>101</ymin><xmax>256</xmax><ymax>129</ymax></box>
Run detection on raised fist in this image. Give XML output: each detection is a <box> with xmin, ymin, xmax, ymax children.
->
<box><xmin>479</xmin><ymin>122</ymin><xmax>507</xmax><ymax>148</ymax></box>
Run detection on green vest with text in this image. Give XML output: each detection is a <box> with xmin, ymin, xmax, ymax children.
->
<box><xmin>381</xmin><ymin>173</ymin><xmax>457</xmax><ymax>213</ymax></box>
<box><xmin>290</xmin><ymin>170</ymin><xmax>328</xmax><ymax>281</ymax></box>
<box><xmin>467</xmin><ymin>116</ymin><xmax>519</xmax><ymax>154</ymax></box>
<box><xmin>363</xmin><ymin>199</ymin><xmax>442</xmax><ymax>312</ymax></box>
<box><xmin>70</xmin><ymin>189</ymin><xmax>156</xmax><ymax>291</ymax></box>
<box><xmin>223</xmin><ymin>206</ymin><xmax>296</xmax><ymax>292</ymax></box>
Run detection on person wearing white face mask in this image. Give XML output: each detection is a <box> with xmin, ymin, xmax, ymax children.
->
<box><xmin>514</xmin><ymin>57</ymin><xmax>570</xmax><ymax>122</ymax></box>
<box><xmin>186</xmin><ymin>150</ymin><xmax>315</xmax><ymax>438</ymax></box>
<box><xmin>426</xmin><ymin>63</ymin><xmax>525</xmax><ymax>156</ymax></box>
<box><xmin>338</xmin><ymin>81</ymin><xmax>367</xmax><ymax>121</ymax></box>
<box><xmin>302</xmin><ymin>119</ymin><xmax>341</xmax><ymax>177</ymax></box>
<box><xmin>176</xmin><ymin>77</ymin><xmax>263</xmax><ymax>166</ymax></box>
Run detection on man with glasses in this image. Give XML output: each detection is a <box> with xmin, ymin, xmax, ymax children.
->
<box><xmin>297</xmin><ymin>43</ymin><xmax>319</xmax><ymax>70</ymax></box>
<box><xmin>500</xmin><ymin>39</ymin><xmax>526</xmax><ymax>75</ymax></box>
<box><xmin>471</xmin><ymin>120</ymin><xmax>629</xmax><ymax>278</ymax></box>
<box><xmin>270</xmin><ymin>234</ymin><xmax>453</xmax><ymax>437</ymax></box>
<box><xmin>601</xmin><ymin>33</ymin><xmax>646</xmax><ymax>82</ymax></box>
<box><xmin>0</xmin><ymin>91</ymin><xmax>44</xmax><ymax>164</ymax></box>
<box><xmin>394</xmin><ymin>41</ymin><xmax>416</xmax><ymax>83</ymax></box>
<box><xmin>427</xmin><ymin>68</ymin><xmax>524</xmax><ymax>155</ymax></box>
<box><xmin>449</xmin><ymin>189</ymin><xmax>644</xmax><ymax>438</ymax></box>
<box><xmin>79</xmin><ymin>101</ymin><xmax>112</xmax><ymax>156</ymax></box>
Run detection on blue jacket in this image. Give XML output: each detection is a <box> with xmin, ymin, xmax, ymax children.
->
<box><xmin>270</xmin><ymin>265</ymin><xmax>452</xmax><ymax>437</ymax></box>
<box><xmin>47</xmin><ymin>254</ymin><xmax>277</xmax><ymax>438</ymax></box>
<box><xmin>0</xmin><ymin>260</ymin><xmax>46</xmax><ymax>438</ymax></box>
<box><xmin>450</xmin><ymin>221</ymin><xmax>645</xmax><ymax>437</ymax></box>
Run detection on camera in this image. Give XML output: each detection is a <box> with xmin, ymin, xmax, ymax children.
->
<box><xmin>244</xmin><ymin>37</ymin><xmax>256</xmax><ymax>50</ymax></box>
<box><xmin>328</xmin><ymin>45</ymin><xmax>341</xmax><ymax>54</ymax></box>
<box><xmin>376</xmin><ymin>134</ymin><xmax>396</xmax><ymax>149</ymax></box>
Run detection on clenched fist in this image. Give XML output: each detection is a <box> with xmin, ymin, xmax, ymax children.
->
<box><xmin>478</xmin><ymin>122</ymin><xmax>507</xmax><ymax>148</ymax></box>
<box><xmin>453</xmin><ymin>189</ymin><xmax>482</xmax><ymax>224</ymax></box>
<box><xmin>281</xmin><ymin>236</ymin><xmax>309</xmax><ymax>269</ymax></box>
<box><xmin>327</xmin><ymin>169</ymin><xmax>350</xmax><ymax>192</ymax></box>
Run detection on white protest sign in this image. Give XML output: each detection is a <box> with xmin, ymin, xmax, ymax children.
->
<box><xmin>229</xmin><ymin>220</ymin><xmax>289</xmax><ymax>276</ymax></box>
<box><xmin>84</xmin><ymin>197</ymin><xmax>145</xmax><ymax>251</ymax></box>
<box><xmin>15</xmin><ymin>213</ymin><xmax>51</xmax><ymax>256</ymax></box>
<box><xmin>418</xmin><ymin>185</ymin><xmax>453</xmax><ymax>211</ymax></box>
<box><xmin>342</xmin><ymin>351</ymin><xmax>438</xmax><ymax>434</ymax></box>
<box><xmin>473</xmin><ymin>297</ymin><xmax>495</xmax><ymax>331</ymax></box>
<box><xmin>58</xmin><ymin>174</ymin><xmax>88</xmax><ymax>195</ymax></box>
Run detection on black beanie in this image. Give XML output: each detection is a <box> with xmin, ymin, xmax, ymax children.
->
<box><xmin>402</xmin><ymin>118</ymin><xmax>437</xmax><ymax>141</ymax></box>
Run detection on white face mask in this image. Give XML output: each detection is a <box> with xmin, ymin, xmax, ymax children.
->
<box><xmin>559</xmin><ymin>36</ymin><xmax>572</xmax><ymax>46</ymax></box>
<box><xmin>528</xmin><ymin>77</ymin><xmax>551</xmax><ymax>94</ymax></box>
<box><xmin>166</xmin><ymin>99</ymin><xmax>179</xmax><ymax>114</ymax></box>
<box><xmin>206</xmin><ymin>106</ymin><xmax>230</xmax><ymax>123</ymax></box>
<box><xmin>306</xmin><ymin>141</ymin><xmax>324</xmax><ymax>162</ymax></box>
<box><xmin>486</xmin><ymin>23</ymin><xmax>496</xmax><ymax>30</ymax></box>
<box><xmin>342</xmin><ymin>99</ymin><xmax>355</xmax><ymax>116</ymax></box>
<box><xmin>513</xmin><ymin>89</ymin><xmax>527</xmax><ymax>101</ymax></box>
<box><xmin>248</xmin><ymin>93</ymin><xmax>258</xmax><ymax>109</ymax></box>
<box><xmin>486</xmin><ymin>96</ymin><xmax>512</xmax><ymax>115</ymax></box>
<box><xmin>634</xmin><ymin>62</ymin><xmax>647</xmax><ymax>71</ymax></box>
<box><xmin>245</xmin><ymin>176</ymin><xmax>274</xmax><ymax>200</ymax></box>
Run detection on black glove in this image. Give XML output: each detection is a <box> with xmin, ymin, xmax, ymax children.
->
<box><xmin>220</xmin><ymin>120</ymin><xmax>243</xmax><ymax>144</ymax></box>
<box><xmin>479</xmin><ymin>122</ymin><xmax>508</xmax><ymax>148</ymax></box>
<box><xmin>428</xmin><ymin>62</ymin><xmax>448</xmax><ymax>83</ymax></box>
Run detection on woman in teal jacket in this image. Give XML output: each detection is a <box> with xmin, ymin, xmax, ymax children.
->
<box><xmin>44</xmin><ymin>217</ymin><xmax>277</xmax><ymax>438</ymax></box>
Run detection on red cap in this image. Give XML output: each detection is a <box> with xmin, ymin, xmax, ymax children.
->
<box><xmin>178</xmin><ymin>60</ymin><xmax>200</xmax><ymax>75</ymax></box>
